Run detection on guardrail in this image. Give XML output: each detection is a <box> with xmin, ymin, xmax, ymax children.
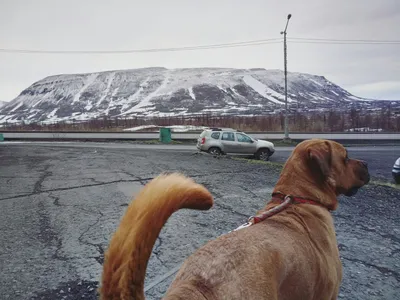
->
<box><xmin>1</xmin><ymin>131</ymin><xmax>400</xmax><ymax>141</ymax></box>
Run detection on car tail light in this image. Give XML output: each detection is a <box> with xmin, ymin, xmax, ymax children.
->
<box><xmin>201</xmin><ymin>137</ymin><xmax>206</xmax><ymax>144</ymax></box>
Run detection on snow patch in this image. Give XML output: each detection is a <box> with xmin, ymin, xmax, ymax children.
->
<box><xmin>10</xmin><ymin>102</ymin><xmax>24</xmax><ymax>112</ymax></box>
<box><xmin>243</xmin><ymin>75</ymin><xmax>294</xmax><ymax>104</ymax></box>
<box><xmin>85</xmin><ymin>103</ymin><xmax>93</xmax><ymax>111</ymax></box>
<box><xmin>96</xmin><ymin>72</ymin><xmax>115</xmax><ymax>106</ymax></box>
<box><xmin>1</xmin><ymin>67</ymin><xmax>393</xmax><ymax>123</ymax></box>
<box><xmin>47</xmin><ymin>108</ymin><xmax>58</xmax><ymax>120</ymax></box>
<box><xmin>32</xmin><ymin>98</ymin><xmax>44</xmax><ymax>108</ymax></box>
<box><xmin>123</xmin><ymin>124</ymin><xmax>208</xmax><ymax>132</ymax></box>
<box><xmin>123</xmin><ymin>125</ymin><xmax>158</xmax><ymax>131</ymax></box>
<box><xmin>130</xmin><ymin>70</ymin><xmax>171</xmax><ymax>112</ymax></box>
<box><xmin>345</xmin><ymin>127</ymin><xmax>383</xmax><ymax>132</ymax></box>
<box><xmin>167</xmin><ymin>125</ymin><xmax>208</xmax><ymax>132</ymax></box>
<box><xmin>128</xmin><ymin>78</ymin><xmax>149</xmax><ymax>103</ymax></box>
<box><xmin>188</xmin><ymin>87</ymin><xmax>196</xmax><ymax>99</ymax></box>
<box><xmin>331</xmin><ymin>90</ymin><xmax>339</xmax><ymax>96</ymax></box>
<box><xmin>347</xmin><ymin>95</ymin><xmax>371</xmax><ymax>102</ymax></box>
<box><xmin>112</xmin><ymin>87</ymin><xmax>119</xmax><ymax>97</ymax></box>
<box><xmin>73</xmin><ymin>73</ymin><xmax>98</xmax><ymax>104</ymax></box>
<box><xmin>309</xmin><ymin>78</ymin><xmax>324</xmax><ymax>87</ymax></box>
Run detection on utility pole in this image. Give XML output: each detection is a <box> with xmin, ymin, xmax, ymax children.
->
<box><xmin>281</xmin><ymin>14</ymin><xmax>292</xmax><ymax>140</ymax></box>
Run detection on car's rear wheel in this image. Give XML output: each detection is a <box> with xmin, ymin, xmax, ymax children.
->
<box><xmin>208</xmin><ymin>147</ymin><xmax>222</xmax><ymax>156</ymax></box>
<box><xmin>256</xmin><ymin>148</ymin><xmax>271</xmax><ymax>161</ymax></box>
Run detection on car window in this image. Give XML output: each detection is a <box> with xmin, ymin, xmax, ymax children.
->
<box><xmin>221</xmin><ymin>132</ymin><xmax>235</xmax><ymax>141</ymax></box>
<box><xmin>236</xmin><ymin>133</ymin><xmax>252</xmax><ymax>143</ymax></box>
<box><xmin>211</xmin><ymin>132</ymin><xmax>220</xmax><ymax>139</ymax></box>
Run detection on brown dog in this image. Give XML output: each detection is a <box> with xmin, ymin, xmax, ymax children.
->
<box><xmin>99</xmin><ymin>139</ymin><xmax>370</xmax><ymax>300</ymax></box>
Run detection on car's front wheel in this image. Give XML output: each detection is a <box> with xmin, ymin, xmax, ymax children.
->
<box><xmin>255</xmin><ymin>148</ymin><xmax>271</xmax><ymax>161</ymax></box>
<box><xmin>208</xmin><ymin>147</ymin><xmax>222</xmax><ymax>156</ymax></box>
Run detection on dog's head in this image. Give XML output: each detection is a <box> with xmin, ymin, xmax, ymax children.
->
<box><xmin>301</xmin><ymin>139</ymin><xmax>370</xmax><ymax>196</ymax></box>
<box><xmin>275</xmin><ymin>139</ymin><xmax>370</xmax><ymax>210</ymax></box>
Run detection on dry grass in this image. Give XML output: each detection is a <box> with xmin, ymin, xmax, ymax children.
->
<box><xmin>232</xmin><ymin>157</ymin><xmax>285</xmax><ymax>170</ymax></box>
<box><xmin>233</xmin><ymin>158</ymin><xmax>400</xmax><ymax>191</ymax></box>
<box><xmin>2</xmin><ymin>109</ymin><xmax>400</xmax><ymax>133</ymax></box>
<box><xmin>369</xmin><ymin>180</ymin><xmax>400</xmax><ymax>190</ymax></box>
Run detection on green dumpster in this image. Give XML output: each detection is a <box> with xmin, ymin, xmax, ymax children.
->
<box><xmin>0</xmin><ymin>133</ymin><xmax>4</xmax><ymax>142</ymax></box>
<box><xmin>159</xmin><ymin>127</ymin><xmax>172</xmax><ymax>144</ymax></box>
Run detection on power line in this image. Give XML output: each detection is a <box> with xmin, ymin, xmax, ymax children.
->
<box><xmin>0</xmin><ymin>37</ymin><xmax>398</xmax><ymax>54</ymax></box>
<box><xmin>290</xmin><ymin>37</ymin><xmax>400</xmax><ymax>43</ymax></box>
<box><xmin>289</xmin><ymin>40</ymin><xmax>400</xmax><ymax>45</ymax></box>
<box><xmin>0</xmin><ymin>38</ymin><xmax>282</xmax><ymax>54</ymax></box>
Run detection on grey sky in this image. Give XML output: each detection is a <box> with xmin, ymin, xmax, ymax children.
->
<box><xmin>1</xmin><ymin>0</ymin><xmax>399</xmax><ymax>102</ymax></box>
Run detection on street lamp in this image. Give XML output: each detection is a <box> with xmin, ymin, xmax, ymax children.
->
<box><xmin>281</xmin><ymin>14</ymin><xmax>292</xmax><ymax>140</ymax></box>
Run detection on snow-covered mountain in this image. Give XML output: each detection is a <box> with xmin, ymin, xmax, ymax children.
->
<box><xmin>0</xmin><ymin>101</ymin><xmax>7</xmax><ymax>109</ymax></box>
<box><xmin>0</xmin><ymin>67</ymin><xmax>396</xmax><ymax>123</ymax></box>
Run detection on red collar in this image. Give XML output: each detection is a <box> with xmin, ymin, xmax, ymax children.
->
<box><xmin>249</xmin><ymin>192</ymin><xmax>329</xmax><ymax>225</ymax></box>
<box><xmin>271</xmin><ymin>192</ymin><xmax>328</xmax><ymax>209</ymax></box>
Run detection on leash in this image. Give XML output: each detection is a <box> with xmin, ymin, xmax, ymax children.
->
<box><xmin>145</xmin><ymin>193</ymin><xmax>325</xmax><ymax>292</ymax></box>
<box><xmin>229</xmin><ymin>194</ymin><xmax>294</xmax><ymax>232</ymax></box>
<box><xmin>230</xmin><ymin>192</ymin><xmax>327</xmax><ymax>232</ymax></box>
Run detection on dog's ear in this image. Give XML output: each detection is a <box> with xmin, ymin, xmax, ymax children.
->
<box><xmin>307</xmin><ymin>142</ymin><xmax>332</xmax><ymax>179</ymax></box>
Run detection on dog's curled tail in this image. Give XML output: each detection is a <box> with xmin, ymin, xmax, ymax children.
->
<box><xmin>99</xmin><ymin>173</ymin><xmax>214</xmax><ymax>300</ymax></box>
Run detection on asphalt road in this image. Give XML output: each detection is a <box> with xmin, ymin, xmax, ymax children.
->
<box><xmin>3</xmin><ymin>141</ymin><xmax>399</xmax><ymax>182</ymax></box>
<box><xmin>0</xmin><ymin>142</ymin><xmax>399</xmax><ymax>300</ymax></box>
<box><xmin>3</xmin><ymin>131</ymin><xmax>400</xmax><ymax>141</ymax></box>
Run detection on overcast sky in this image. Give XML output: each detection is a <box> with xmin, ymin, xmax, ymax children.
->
<box><xmin>0</xmin><ymin>0</ymin><xmax>399</xmax><ymax>102</ymax></box>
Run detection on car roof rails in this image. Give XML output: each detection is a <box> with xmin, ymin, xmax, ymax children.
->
<box><xmin>209</xmin><ymin>127</ymin><xmax>238</xmax><ymax>132</ymax></box>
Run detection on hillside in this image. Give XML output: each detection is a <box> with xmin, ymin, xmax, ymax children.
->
<box><xmin>0</xmin><ymin>67</ymin><xmax>396</xmax><ymax>124</ymax></box>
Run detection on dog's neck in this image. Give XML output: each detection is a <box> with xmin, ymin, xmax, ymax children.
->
<box><xmin>273</xmin><ymin>163</ymin><xmax>339</xmax><ymax>211</ymax></box>
<box><xmin>271</xmin><ymin>192</ymin><xmax>330</xmax><ymax>210</ymax></box>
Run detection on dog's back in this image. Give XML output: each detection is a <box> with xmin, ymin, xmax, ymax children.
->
<box><xmin>166</xmin><ymin>204</ymin><xmax>341</xmax><ymax>300</ymax></box>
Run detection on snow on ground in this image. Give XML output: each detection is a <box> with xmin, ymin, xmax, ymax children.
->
<box><xmin>347</xmin><ymin>95</ymin><xmax>372</xmax><ymax>102</ymax></box>
<box><xmin>123</xmin><ymin>125</ymin><xmax>159</xmax><ymax>131</ymax></box>
<box><xmin>46</xmin><ymin>108</ymin><xmax>59</xmax><ymax>120</ymax></box>
<box><xmin>2</xmin><ymin>67</ymin><xmax>392</xmax><ymax>124</ymax></box>
<box><xmin>188</xmin><ymin>87</ymin><xmax>196</xmax><ymax>99</ymax></box>
<box><xmin>309</xmin><ymin>78</ymin><xmax>324</xmax><ymax>87</ymax></box>
<box><xmin>242</xmin><ymin>75</ymin><xmax>295</xmax><ymax>104</ymax></box>
<box><xmin>243</xmin><ymin>75</ymin><xmax>280</xmax><ymax>104</ymax></box>
<box><xmin>265</xmin><ymin>86</ymin><xmax>296</xmax><ymax>103</ymax></box>
<box><xmin>331</xmin><ymin>90</ymin><xmax>339</xmax><ymax>96</ymax></box>
<box><xmin>345</xmin><ymin>127</ymin><xmax>383</xmax><ymax>132</ymax></box>
<box><xmin>129</xmin><ymin>69</ymin><xmax>172</xmax><ymax>113</ymax></box>
<box><xmin>84</xmin><ymin>103</ymin><xmax>93</xmax><ymax>111</ymax></box>
<box><xmin>167</xmin><ymin>125</ymin><xmax>209</xmax><ymax>132</ymax></box>
<box><xmin>123</xmin><ymin>77</ymin><xmax>149</xmax><ymax>109</ymax></box>
<box><xmin>123</xmin><ymin>124</ymin><xmax>208</xmax><ymax>132</ymax></box>
<box><xmin>96</xmin><ymin>72</ymin><xmax>116</xmax><ymax>106</ymax></box>
<box><xmin>10</xmin><ymin>102</ymin><xmax>24</xmax><ymax>113</ymax></box>
<box><xmin>72</xmin><ymin>73</ymin><xmax>99</xmax><ymax>104</ymax></box>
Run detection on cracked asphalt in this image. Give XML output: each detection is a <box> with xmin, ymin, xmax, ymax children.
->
<box><xmin>0</xmin><ymin>143</ymin><xmax>399</xmax><ymax>300</ymax></box>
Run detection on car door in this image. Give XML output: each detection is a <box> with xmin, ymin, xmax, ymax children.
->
<box><xmin>220</xmin><ymin>132</ymin><xmax>236</xmax><ymax>153</ymax></box>
<box><xmin>235</xmin><ymin>132</ymin><xmax>257</xmax><ymax>154</ymax></box>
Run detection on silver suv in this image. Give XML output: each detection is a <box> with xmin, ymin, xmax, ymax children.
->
<box><xmin>197</xmin><ymin>128</ymin><xmax>275</xmax><ymax>161</ymax></box>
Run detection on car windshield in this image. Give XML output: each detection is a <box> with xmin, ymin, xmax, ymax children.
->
<box><xmin>236</xmin><ymin>133</ymin><xmax>252</xmax><ymax>143</ymax></box>
<box><xmin>245</xmin><ymin>134</ymin><xmax>256</xmax><ymax>141</ymax></box>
